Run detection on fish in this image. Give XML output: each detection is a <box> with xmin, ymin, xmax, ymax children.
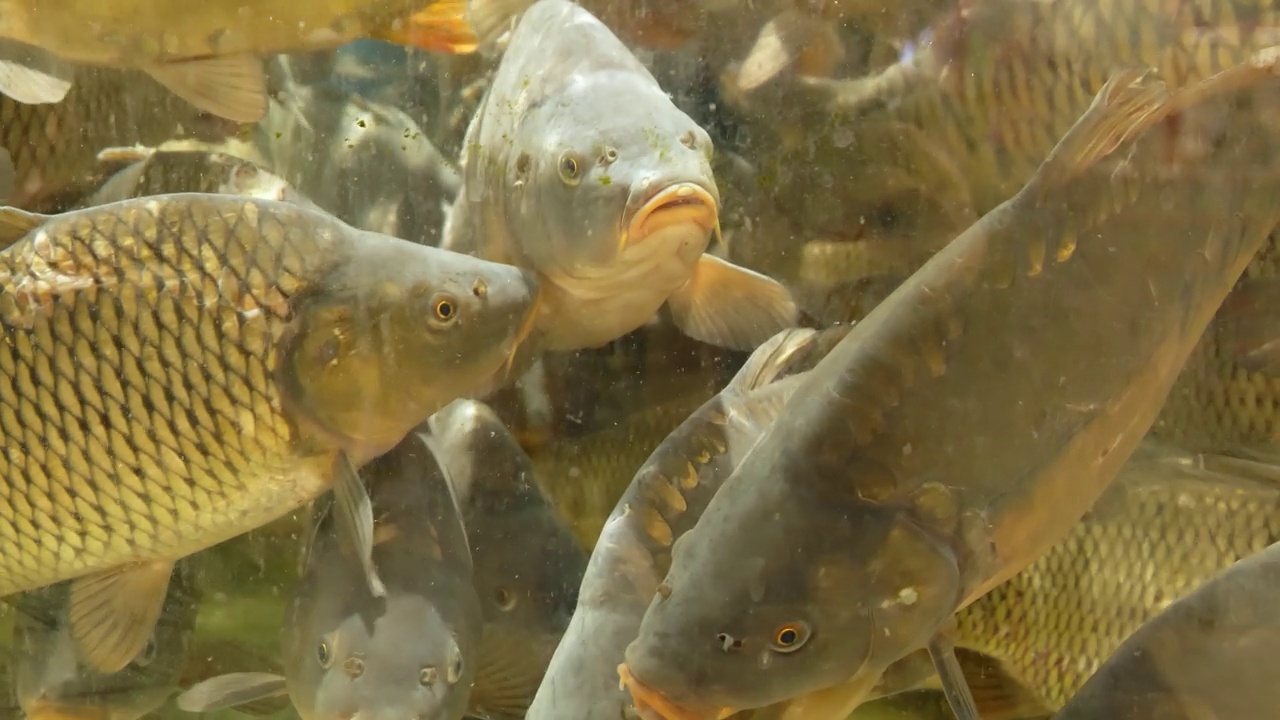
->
<box><xmin>618</xmin><ymin>59</ymin><xmax>1280</xmax><ymax>720</ymax></box>
<box><xmin>443</xmin><ymin>0</ymin><xmax>798</xmax><ymax>354</ymax></box>
<box><xmin>252</xmin><ymin>70</ymin><xmax>462</xmax><ymax>244</ymax></box>
<box><xmin>936</xmin><ymin>440</ymin><xmax>1280</xmax><ymax>716</ymax></box>
<box><xmin>0</xmin><ymin>67</ymin><xmax>239</xmax><ymax>212</ymax></box>
<box><xmin>1052</xmin><ymin>538</ymin><xmax>1280</xmax><ymax>720</ymax></box>
<box><xmin>525</xmin><ymin>327</ymin><xmax>839</xmax><ymax>720</ymax></box>
<box><xmin>427</xmin><ymin>398</ymin><xmax>589</xmax><ymax>718</ymax></box>
<box><xmin>10</xmin><ymin>557</ymin><xmax>201</xmax><ymax>720</ymax></box>
<box><xmin>78</xmin><ymin>145</ymin><xmax>323</xmax><ymax>210</ymax></box>
<box><xmin>177</xmin><ymin>430</ymin><xmax>483</xmax><ymax>720</ymax></box>
<box><xmin>0</xmin><ymin>0</ymin><xmax>480</xmax><ymax>123</ymax></box>
<box><xmin>0</xmin><ymin>191</ymin><xmax>537</xmax><ymax>676</ymax></box>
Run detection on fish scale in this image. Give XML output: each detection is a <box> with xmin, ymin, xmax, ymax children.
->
<box><xmin>0</xmin><ymin>197</ymin><xmax>334</xmax><ymax>594</ymax></box>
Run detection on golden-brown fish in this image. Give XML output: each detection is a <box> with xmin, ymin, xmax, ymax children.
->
<box><xmin>0</xmin><ymin>192</ymin><xmax>537</xmax><ymax>677</ymax></box>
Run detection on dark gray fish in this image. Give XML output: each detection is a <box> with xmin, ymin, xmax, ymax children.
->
<box><xmin>177</xmin><ymin>432</ymin><xmax>483</xmax><ymax>720</ymax></box>
<box><xmin>621</xmin><ymin>60</ymin><xmax>1280</xmax><ymax>719</ymax></box>
<box><xmin>427</xmin><ymin>399</ymin><xmax>588</xmax><ymax>718</ymax></box>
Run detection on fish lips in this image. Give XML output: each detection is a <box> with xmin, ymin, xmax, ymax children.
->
<box><xmin>617</xmin><ymin>663</ymin><xmax>736</xmax><ymax>720</ymax></box>
<box><xmin>622</xmin><ymin>182</ymin><xmax>719</xmax><ymax>249</ymax></box>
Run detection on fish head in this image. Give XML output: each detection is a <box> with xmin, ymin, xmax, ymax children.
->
<box><xmin>508</xmin><ymin>72</ymin><xmax>720</xmax><ymax>292</ymax></box>
<box><xmin>285</xmin><ymin>240</ymin><xmax>540</xmax><ymax>455</ymax></box>
<box><xmin>619</xmin><ymin>476</ymin><xmax>961</xmax><ymax>718</ymax></box>
<box><xmin>299</xmin><ymin>593</ymin><xmax>477</xmax><ymax>720</ymax></box>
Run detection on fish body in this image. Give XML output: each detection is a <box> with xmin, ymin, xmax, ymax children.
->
<box><xmin>0</xmin><ymin>0</ymin><xmax>477</xmax><ymax>123</ymax></box>
<box><xmin>427</xmin><ymin>399</ymin><xmax>588</xmax><ymax>718</ymax></box>
<box><xmin>12</xmin><ymin>558</ymin><xmax>202</xmax><ymax>720</ymax></box>
<box><xmin>949</xmin><ymin>441</ymin><xmax>1280</xmax><ymax>714</ymax></box>
<box><xmin>282</xmin><ymin>431</ymin><xmax>482</xmax><ymax>720</ymax></box>
<box><xmin>526</xmin><ymin>328</ymin><xmax>832</xmax><ymax>720</ymax></box>
<box><xmin>444</xmin><ymin>0</ymin><xmax>797</xmax><ymax>353</ymax></box>
<box><xmin>0</xmin><ymin>67</ymin><xmax>237</xmax><ymax>212</ymax></box>
<box><xmin>0</xmin><ymin>192</ymin><xmax>536</xmax><ymax>674</ymax></box>
<box><xmin>1053</xmin><ymin>537</ymin><xmax>1280</xmax><ymax>720</ymax></box>
<box><xmin>621</xmin><ymin>65</ymin><xmax>1280</xmax><ymax>718</ymax></box>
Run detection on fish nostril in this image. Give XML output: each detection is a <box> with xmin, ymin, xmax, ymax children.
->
<box><xmin>716</xmin><ymin>633</ymin><xmax>742</xmax><ymax>652</ymax></box>
<box><xmin>344</xmin><ymin>656</ymin><xmax>364</xmax><ymax>679</ymax></box>
<box><xmin>679</xmin><ymin>131</ymin><xmax>697</xmax><ymax>149</ymax></box>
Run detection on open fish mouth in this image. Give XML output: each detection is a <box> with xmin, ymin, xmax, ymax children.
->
<box><xmin>617</xmin><ymin>663</ymin><xmax>735</xmax><ymax>720</ymax></box>
<box><xmin>625</xmin><ymin>183</ymin><xmax>719</xmax><ymax>246</ymax></box>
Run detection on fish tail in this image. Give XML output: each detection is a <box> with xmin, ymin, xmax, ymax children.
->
<box><xmin>378</xmin><ymin>1</ymin><xmax>481</xmax><ymax>55</ymax></box>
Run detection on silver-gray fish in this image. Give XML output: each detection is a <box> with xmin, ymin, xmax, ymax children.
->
<box><xmin>177</xmin><ymin>430</ymin><xmax>482</xmax><ymax>720</ymax></box>
<box><xmin>620</xmin><ymin>60</ymin><xmax>1280</xmax><ymax>719</ymax></box>
<box><xmin>443</xmin><ymin>0</ymin><xmax>798</xmax><ymax>353</ymax></box>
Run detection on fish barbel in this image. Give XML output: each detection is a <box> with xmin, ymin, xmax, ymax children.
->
<box><xmin>621</xmin><ymin>58</ymin><xmax>1280</xmax><ymax>719</ymax></box>
<box><xmin>0</xmin><ymin>191</ymin><xmax>537</xmax><ymax>677</ymax></box>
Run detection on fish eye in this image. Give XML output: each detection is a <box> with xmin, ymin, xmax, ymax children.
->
<box><xmin>431</xmin><ymin>294</ymin><xmax>458</xmax><ymax>325</ymax></box>
<box><xmin>770</xmin><ymin>622</ymin><xmax>810</xmax><ymax>653</ymax></box>
<box><xmin>420</xmin><ymin>666</ymin><xmax>438</xmax><ymax>686</ymax></box>
<box><xmin>494</xmin><ymin>587</ymin><xmax>517</xmax><ymax>611</ymax></box>
<box><xmin>317</xmin><ymin>641</ymin><xmax>333</xmax><ymax>668</ymax></box>
<box><xmin>447</xmin><ymin>653</ymin><xmax>464</xmax><ymax>684</ymax></box>
<box><xmin>558</xmin><ymin>151</ymin><xmax>582</xmax><ymax>185</ymax></box>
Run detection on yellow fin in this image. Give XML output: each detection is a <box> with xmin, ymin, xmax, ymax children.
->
<box><xmin>144</xmin><ymin>54</ymin><xmax>267</xmax><ymax>124</ymax></box>
<box><xmin>176</xmin><ymin>672</ymin><xmax>289</xmax><ymax>714</ymax></box>
<box><xmin>68</xmin><ymin>561</ymin><xmax>174</xmax><ymax>674</ymax></box>
<box><xmin>954</xmin><ymin>649</ymin><xmax>1052</xmax><ymax>720</ymax></box>
<box><xmin>0</xmin><ymin>205</ymin><xmax>46</xmax><ymax>248</ymax></box>
<box><xmin>0</xmin><ymin>40</ymin><xmax>73</xmax><ymax>104</ymax></box>
<box><xmin>375</xmin><ymin>0</ymin><xmax>480</xmax><ymax>54</ymax></box>
<box><xmin>667</xmin><ymin>254</ymin><xmax>799</xmax><ymax>352</ymax></box>
<box><xmin>466</xmin><ymin>0</ymin><xmax>538</xmax><ymax>46</ymax></box>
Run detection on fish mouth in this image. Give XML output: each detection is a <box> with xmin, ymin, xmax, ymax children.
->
<box><xmin>617</xmin><ymin>663</ymin><xmax>735</xmax><ymax>720</ymax></box>
<box><xmin>623</xmin><ymin>183</ymin><xmax>719</xmax><ymax>248</ymax></box>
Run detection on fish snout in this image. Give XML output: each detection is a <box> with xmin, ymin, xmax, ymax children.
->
<box><xmin>470</xmin><ymin>265</ymin><xmax>542</xmax><ymax>361</ymax></box>
<box><xmin>624</xmin><ymin>183</ymin><xmax>719</xmax><ymax>248</ymax></box>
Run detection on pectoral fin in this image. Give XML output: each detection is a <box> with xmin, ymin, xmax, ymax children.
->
<box><xmin>955</xmin><ymin>649</ymin><xmax>1051</xmax><ymax>720</ymax></box>
<box><xmin>0</xmin><ymin>41</ymin><xmax>73</xmax><ymax>104</ymax></box>
<box><xmin>144</xmin><ymin>54</ymin><xmax>267</xmax><ymax>123</ymax></box>
<box><xmin>667</xmin><ymin>254</ymin><xmax>799</xmax><ymax>352</ymax></box>
<box><xmin>928</xmin><ymin>634</ymin><xmax>980</xmax><ymax>720</ymax></box>
<box><xmin>69</xmin><ymin>561</ymin><xmax>174</xmax><ymax>673</ymax></box>
<box><xmin>176</xmin><ymin>672</ymin><xmax>290</xmax><ymax>713</ymax></box>
<box><xmin>333</xmin><ymin>451</ymin><xmax>387</xmax><ymax>598</ymax></box>
<box><xmin>0</xmin><ymin>204</ymin><xmax>46</xmax><ymax>248</ymax></box>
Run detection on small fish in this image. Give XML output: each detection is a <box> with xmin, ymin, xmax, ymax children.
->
<box><xmin>1053</xmin><ymin>538</ymin><xmax>1280</xmax><ymax>720</ymax></box>
<box><xmin>0</xmin><ymin>191</ymin><xmax>537</xmax><ymax>677</ymax></box>
<box><xmin>526</xmin><ymin>327</ymin><xmax>835</xmax><ymax>720</ymax></box>
<box><xmin>0</xmin><ymin>67</ymin><xmax>239</xmax><ymax>212</ymax></box>
<box><xmin>934</xmin><ymin>440</ymin><xmax>1280</xmax><ymax>717</ymax></box>
<box><xmin>444</xmin><ymin>0</ymin><xmax>798</xmax><ymax>353</ymax></box>
<box><xmin>620</xmin><ymin>61</ymin><xmax>1280</xmax><ymax>720</ymax></box>
<box><xmin>252</xmin><ymin>71</ymin><xmax>461</xmax><ymax>244</ymax></box>
<box><xmin>0</xmin><ymin>0</ymin><xmax>479</xmax><ymax>123</ymax></box>
<box><xmin>79</xmin><ymin>146</ymin><xmax>323</xmax><ymax>211</ymax></box>
<box><xmin>178</xmin><ymin>431</ymin><xmax>482</xmax><ymax>720</ymax></box>
<box><xmin>427</xmin><ymin>399</ymin><xmax>589</xmax><ymax>718</ymax></box>
<box><xmin>11</xmin><ymin>558</ymin><xmax>202</xmax><ymax>720</ymax></box>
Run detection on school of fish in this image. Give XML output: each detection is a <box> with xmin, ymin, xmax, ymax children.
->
<box><xmin>0</xmin><ymin>0</ymin><xmax>1277</xmax><ymax>719</ymax></box>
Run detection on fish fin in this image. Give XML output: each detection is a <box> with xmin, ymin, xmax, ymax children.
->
<box><xmin>0</xmin><ymin>41</ymin><xmax>73</xmax><ymax>104</ymax></box>
<box><xmin>144</xmin><ymin>54</ymin><xmax>268</xmax><ymax>124</ymax></box>
<box><xmin>374</xmin><ymin>0</ymin><xmax>480</xmax><ymax>54</ymax></box>
<box><xmin>333</xmin><ymin>451</ymin><xmax>388</xmax><ymax>598</ymax></box>
<box><xmin>470</xmin><ymin>627</ymin><xmax>552</xmax><ymax>718</ymax></box>
<box><xmin>725</xmin><ymin>327</ymin><xmax>817</xmax><ymax>393</ymax></box>
<box><xmin>954</xmin><ymin>649</ymin><xmax>1051</xmax><ymax>720</ymax></box>
<box><xmin>176</xmin><ymin>672</ymin><xmax>290</xmax><ymax>713</ymax></box>
<box><xmin>95</xmin><ymin>145</ymin><xmax>157</xmax><ymax>167</ymax></box>
<box><xmin>1031</xmin><ymin>69</ymin><xmax>1173</xmax><ymax>189</ymax></box>
<box><xmin>68</xmin><ymin>561</ymin><xmax>174</xmax><ymax>673</ymax></box>
<box><xmin>667</xmin><ymin>254</ymin><xmax>799</xmax><ymax>352</ymax></box>
<box><xmin>1213</xmin><ymin>277</ymin><xmax>1280</xmax><ymax>374</ymax></box>
<box><xmin>466</xmin><ymin>0</ymin><xmax>537</xmax><ymax>46</ymax></box>
<box><xmin>928</xmin><ymin>633</ymin><xmax>981</xmax><ymax>720</ymax></box>
<box><xmin>735</xmin><ymin>10</ymin><xmax>841</xmax><ymax>93</ymax></box>
<box><xmin>0</xmin><ymin>204</ymin><xmax>46</xmax><ymax>250</ymax></box>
